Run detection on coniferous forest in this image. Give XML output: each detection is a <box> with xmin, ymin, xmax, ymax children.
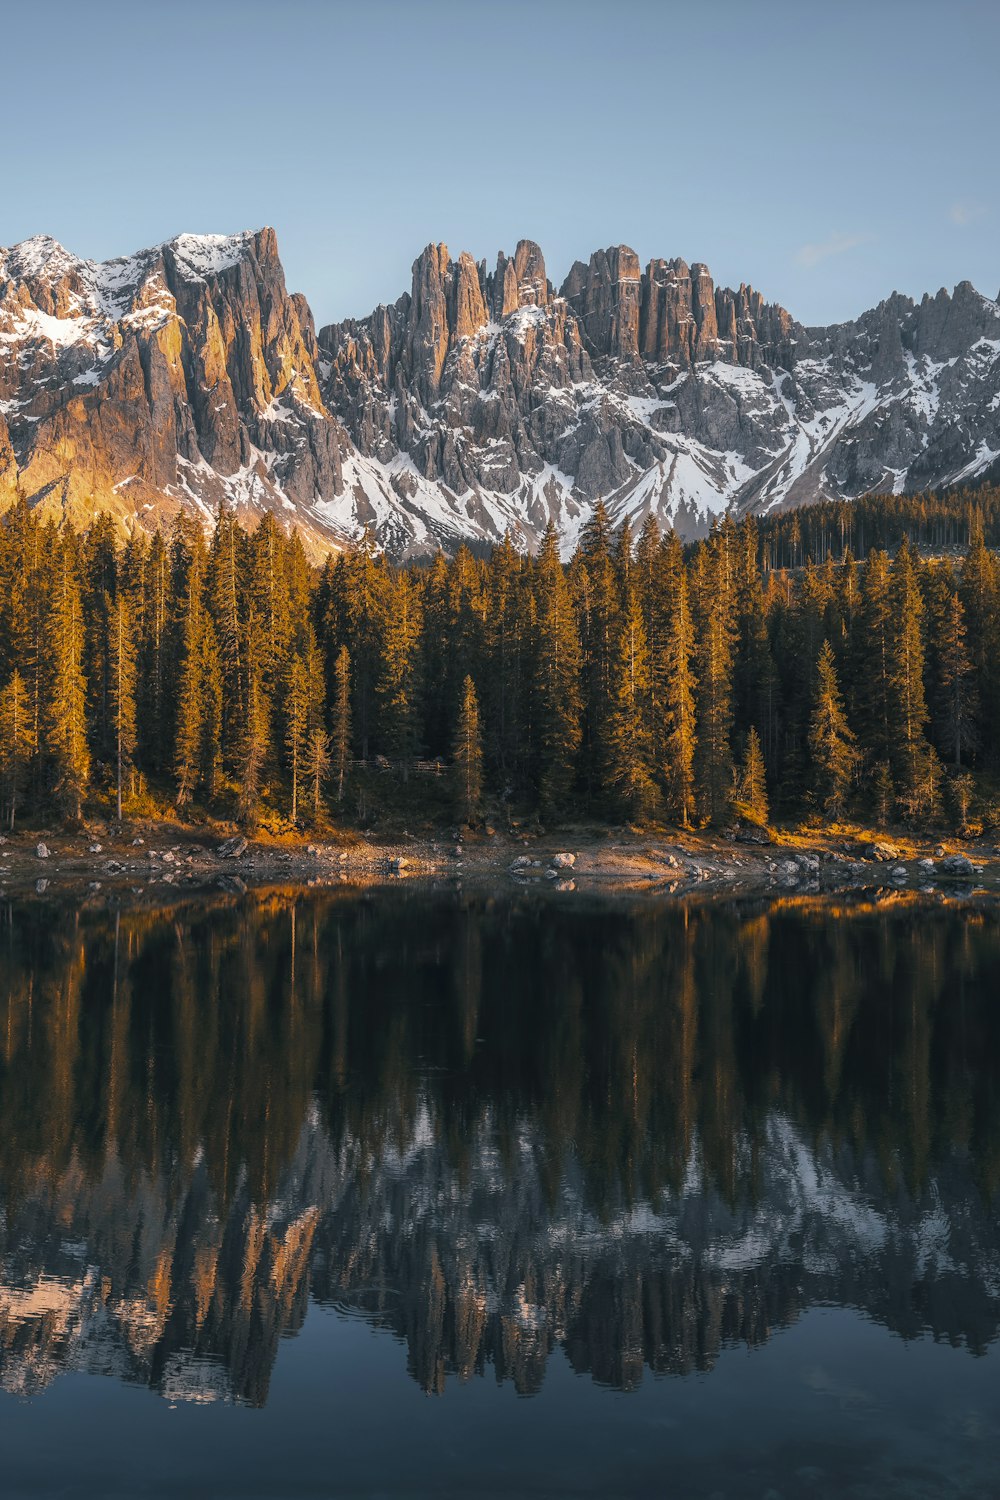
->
<box><xmin>1</xmin><ymin>485</ymin><xmax>999</xmax><ymax>835</ymax></box>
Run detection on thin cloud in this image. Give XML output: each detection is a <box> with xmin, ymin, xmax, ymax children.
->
<box><xmin>950</xmin><ymin>199</ymin><xmax>985</xmax><ymax>227</ymax></box>
<box><xmin>795</xmin><ymin>232</ymin><xmax>870</xmax><ymax>268</ymax></box>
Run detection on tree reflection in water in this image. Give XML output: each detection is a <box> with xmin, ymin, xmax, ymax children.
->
<box><xmin>0</xmin><ymin>887</ymin><xmax>998</xmax><ymax>1405</ymax></box>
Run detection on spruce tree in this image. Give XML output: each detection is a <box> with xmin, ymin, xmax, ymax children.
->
<box><xmin>693</xmin><ymin>587</ymin><xmax>734</xmax><ymax>825</ymax></box>
<box><xmin>199</xmin><ymin>616</ymin><xmax>223</xmax><ymax>800</ymax></box>
<box><xmin>453</xmin><ymin>674</ymin><xmax>483</xmax><ymax>825</ymax></box>
<box><xmin>378</xmin><ymin>571</ymin><xmax>422</xmax><ymax>780</ymax></box>
<box><xmin>736</xmin><ymin>727</ymin><xmax>769</xmax><ymax>825</ymax></box>
<box><xmin>303</xmin><ymin>729</ymin><xmax>330</xmax><ymax>818</ymax></box>
<box><xmin>606</xmin><ymin>585</ymin><xmax>656</xmax><ymax>819</ymax></box>
<box><xmin>659</xmin><ymin>547</ymin><xmax>697</xmax><ymax>828</ymax></box>
<box><xmin>238</xmin><ymin>642</ymin><xmax>268</xmax><ymax>830</ymax></box>
<box><xmin>575</xmin><ymin>501</ymin><xmax>620</xmax><ymax>793</ymax></box>
<box><xmin>106</xmin><ymin>593</ymin><xmax>137</xmax><ymax>820</ymax></box>
<box><xmin>888</xmin><ymin>540</ymin><xmax>940</xmax><ymax>821</ymax></box>
<box><xmin>174</xmin><ymin>552</ymin><xmax>207</xmax><ymax>808</ymax></box>
<box><xmin>935</xmin><ymin>589</ymin><xmax>979</xmax><ymax>770</ymax></box>
<box><xmin>285</xmin><ymin>654</ymin><xmax>311</xmax><ymax>822</ymax></box>
<box><xmin>44</xmin><ymin>532</ymin><xmax>90</xmax><ymax>822</ymax></box>
<box><xmin>532</xmin><ymin>523</ymin><xmax>582</xmax><ymax>813</ymax></box>
<box><xmin>331</xmin><ymin>644</ymin><xmax>352</xmax><ymax>802</ymax></box>
<box><xmin>808</xmin><ymin>640</ymin><xmax>859</xmax><ymax>817</ymax></box>
<box><xmin>0</xmin><ymin>670</ymin><xmax>34</xmax><ymax>829</ymax></box>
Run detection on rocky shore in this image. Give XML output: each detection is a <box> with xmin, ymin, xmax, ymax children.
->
<box><xmin>1</xmin><ymin>821</ymin><xmax>998</xmax><ymax>902</ymax></box>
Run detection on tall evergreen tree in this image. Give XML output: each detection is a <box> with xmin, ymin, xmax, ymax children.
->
<box><xmin>695</xmin><ymin>588</ymin><xmax>734</xmax><ymax>822</ymax></box>
<box><xmin>736</xmin><ymin>727</ymin><xmax>769</xmax><ymax>825</ymax></box>
<box><xmin>106</xmin><ymin>593</ymin><xmax>137</xmax><ymax>820</ymax></box>
<box><xmin>935</xmin><ymin>588</ymin><xmax>979</xmax><ymax>770</ymax></box>
<box><xmin>888</xmin><ymin>540</ymin><xmax>940</xmax><ymax>821</ymax></box>
<box><xmin>285</xmin><ymin>654</ymin><xmax>311</xmax><ymax>822</ymax></box>
<box><xmin>0</xmin><ymin>670</ymin><xmax>34</xmax><ymax>829</ymax></box>
<box><xmin>453</xmin><ymin>675</ymin><xmax>483</xmax><ymax>825</ymax></box>
<box><xmin>44</xmin><ymin>532</ymin><xmax>90</xmax><ymax>821</ymax></box>
<box><xmin>331</xmin><ymin>644</ymin><xmax>352</xmax><ymax>802</ymax></box>
<box><xmin>606</xmin><ymin>585</ymin><xmax>656</xmax><ymax>819</ymax></box>
<box><xmin>378</xmin><ymin>571</ymin><xmax>422</xmax><ymax>780</ymax></box>
<box><xmin>808</xmin><ymin>640</ymin><xmax>859</xmax><ymax>817</ymax></box>
<box><xmin>659</xmin><ymin>545</ymin><xmax>697</xmax><ymax>828</ymax></box>
<box><xmin>532</xmin><ymin>523</ymin><xmax>582</xmax><ymax>812</ymax></box>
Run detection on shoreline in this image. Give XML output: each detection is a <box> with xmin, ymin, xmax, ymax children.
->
<box><xmin>2</xmin><ymin>820</ymin><xmax>999</xmax><ymax>903</ymax></box>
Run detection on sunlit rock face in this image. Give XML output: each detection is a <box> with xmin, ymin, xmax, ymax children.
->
<box><xmin>0</xmin><ymin>890</ymin><xmax>998</xmax><ymax>1406</ymax></box>
<box><xmin>0</xmin><ymin>231</ymin><xmax>350</xmax><ymax>559</ymax></box>
<box><xmin>2</xmin><ymin>229</ymin><xmax>998</xmax><ymax>560</ymax></box>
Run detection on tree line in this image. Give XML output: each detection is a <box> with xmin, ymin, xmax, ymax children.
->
<box><xmin>0</xmin><ymin>486</ymin><xmax>999</xmax><ymax>831</ymax></box>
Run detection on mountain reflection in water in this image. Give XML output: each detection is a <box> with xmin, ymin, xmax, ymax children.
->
<box><xmin>0</xmin><ymin>887</ymin><xmax>998</xmax><ymax>1409</ymax></box>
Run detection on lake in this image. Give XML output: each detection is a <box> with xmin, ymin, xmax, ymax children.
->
<box><xmin>0</xmin><ymin>886</ymin><xmax>998</xmax><ymax>1498</ymax></box>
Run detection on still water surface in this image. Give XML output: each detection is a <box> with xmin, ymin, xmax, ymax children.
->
<box><xmin>0</xmin><ymin>887</ymin><xmax>998</xmax><ymax>1498</ymax></box>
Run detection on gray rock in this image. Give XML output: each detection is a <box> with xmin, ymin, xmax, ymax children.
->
<box><xmin>35</xmin><ymin>842</ymin><xmax>49</xmax><ymax>859</ymax></box>
<box><xmin>218</xmin><ymin>836</ymin><xmax>248</xmax><ymax>859</ymax></box>
<box><xmin>938</xmin><ymin>854</ymin><xmax>975</xmax><ymax>878</ymax></box>
<box><xmin>551</xmin><ymin>852</ymin><xmax>576</xmax><ymax>869</ymax></box>
<box><xmin>865</xmin><ymin>841</ymin><xmax>902</xmax><ymax>861</ymax></box>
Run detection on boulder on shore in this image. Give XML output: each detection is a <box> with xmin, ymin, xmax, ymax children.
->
<box><xmin>217</xmin><ymin>836</ymin><xmax>248</xmax><ymax>859</ymax></box>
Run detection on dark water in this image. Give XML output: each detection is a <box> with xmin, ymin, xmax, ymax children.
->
<box><xmin>0</xmin><ymin>886</ymin><xmax>998</xmax><ymax>1498</ymax></box>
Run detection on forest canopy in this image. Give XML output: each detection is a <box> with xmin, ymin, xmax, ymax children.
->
<box><xmin>0</xmin><ymin>484</ymin><xmax>998</xmax><ymax>833</ymax></box>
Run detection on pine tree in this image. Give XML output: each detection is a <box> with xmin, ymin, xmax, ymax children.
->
<box><xmin>659</xmin><ymin>545</ymin><xmax>697</xmax><ymax>828</ymax></box>
<box><xmin>138</xmin><ymin>529</ymin><xmax>170</xmax><ymax>770</ymax></box>
<box><xmin>238</xmin><ymin>638</ymin><xmax>268</xmax><ymax>829</ymax></box>
<box><xmin>532</xmin><ymin>522</ymin><xmax>582</xmax><ymax>812</ymax></box>
<box><xmin>935</xmin><ymin>589</ymin><xmax>979</xmax><ymax>770</ymax></box>
<box><xmin>855</xmin><ymin>549</ymin><xmax>893</xmax><ymax>765</ymax></box>
<box><xmin>888</xmin><ymin>540</ymin><xmax>940</xmax><ymax>821</ymax></box>
<box><xmin>693</xmin><ymin>575</ymin><xmax>734</xmax><ymax>826</ymax></box>
<box><xmin>199</xmin><ymin>616</ymin><xmax>223</xmax><ymax>800</ymax></box>
<box><xmin>304</xmin><ymin>728</ymin><xmax>331</xmax><ymax>818</ymax></box>
<box><xmin>606</xmin><ymin>585</ymin><xmax>656</xmax><ymax>819</ymax></box>
<box><xmin>378</xmin><ymin>571</ymin><xmax>422</xmax><ymax>780</ymax></box>
<box><xmin>208</xmin><ymin>504</ymin><xmax>247</xmax><ymax>771</ymax></box>
<box><xmin>960</xmin><ymin>523</ymin><xmax>1000</xmax><ymax>767</ymax></box>
<box><xmin>106</xmin><ymin>593</ymin><xmax>137</xmax><ymax>820</ymax></box>
<box><xmin>736</xmin><ymin>727</ymin><xmax>769</xmax><ymax>825</ymax></box>
<box><xmin>285</xmin><ymin>654</ymin><xmax>311</xmax><ymax>822</ymax></box>
<box><xmin>808</xmin><ymin>640</ymin><xmax>859</xmax><ymax>817</ymax></box>
<box><xmin>575</xmin><ymin>502</ymin><xmax>620</xmax><ymax>793</ymax></box>
<box><xmin>0</xmin><ymin>670</ymin><xmax>34</xmax><ymax>829</ymax></box>
<box><xmin>174</xmin><ymin>551</ymin><xmax>207</xmax><ymax>808</ymax></box>
<box><xmin>872</xmin><ymin>761</ymin><xmax>894</xmax><ymax>829</ymax></box>
<box><xmin>44</xmin><ymin>532</ymin><xmax>90</xmax><ymax>822</ymax></box>
<box><xmin>453</xmin><ymin>674</ymin><xmax>483</xmax><ymax>824</ymax></box>
<box><xmin>331</xmin><ymin>644</ymin><xmax>352</xmax><ymax>802</ymax></box>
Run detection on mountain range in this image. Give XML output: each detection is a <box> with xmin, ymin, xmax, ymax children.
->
<box><xmin>2</xmin><ymin>228</ymin><xmax>998</xmax><ymax>558</ymax></box>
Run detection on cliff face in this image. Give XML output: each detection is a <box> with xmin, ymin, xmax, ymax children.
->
<box><xmin>0</xmin><ymin>230</ymin><xmax>348</xmax><ymax>556</ymax></box>
<box><xmin>2</xmin><ymin>227</ymin><xmax>999</xmax><ymax>559</ymax></box>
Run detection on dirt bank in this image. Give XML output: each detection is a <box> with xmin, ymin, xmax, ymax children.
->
<box><xmin>2</xmin><ymin>819</ymin><xmax>998</xmax><ymax>901</ymax></box>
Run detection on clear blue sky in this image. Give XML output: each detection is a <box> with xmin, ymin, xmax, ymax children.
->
<box><xmin>6</xmin><ymin>0</ymin><xmax>997</xmax><ymax>327</ymax></box>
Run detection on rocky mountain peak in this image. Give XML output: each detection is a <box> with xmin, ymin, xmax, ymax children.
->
<box><xmin>2</xmin><ymin>226</ymin><xmax>999</xmax><ymax>560</ymax></box>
